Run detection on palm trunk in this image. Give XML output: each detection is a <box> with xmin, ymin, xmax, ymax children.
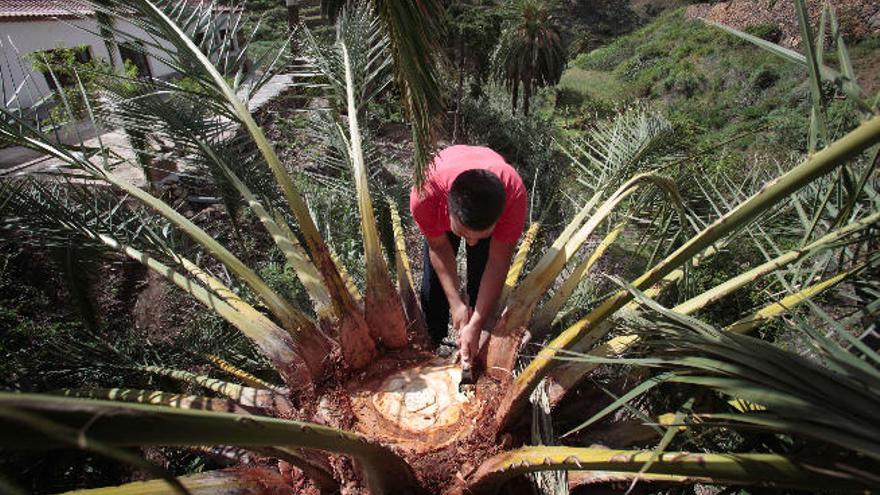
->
<box><xmin>453</xmin><ymin>33</ymin><xmax>464</xmax><ymax>143</ymax></box>
<box><xmin>511</xmin><ymin>79</ymin><xmax>519</xmax><ymax>114</ymax></box>
<box><xmin>286</xmin><ymin>0</ymin><xmax>300</xmax><ymax>30</ymax></box>
<box><xmin>94</xmin><ymin>10</ymin><xmax>118</xmax><ymax>67</ymax></box>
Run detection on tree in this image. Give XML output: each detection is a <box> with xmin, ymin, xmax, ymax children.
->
<box><xmin>1</xmin><ymin>0</ymin><xmax>879</xmax><ymax>493</ymax></box>
<box><xmin>286</xmin><ymin>0</ymin><xmax>299</xmax><ymax>29</ymax></box>
<box><xmin>446</xmin><ymin>0</ymin><xmax>504</xmax><ymax>137</ymax></box>
<box><xmin>492</xmin><ymin>0</ymin><xmax>566</xmax><ymax>115</ymax></box>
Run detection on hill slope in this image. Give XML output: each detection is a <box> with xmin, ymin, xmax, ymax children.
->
<box><xmin>558</xmin><ymin>7</ymin><xmax>879</xmax><ymax>162</ymax></box>
<box><xmin>688</xmin><ymin>0</ymin><xmax>880</xmax><ymax>48</ymax></box>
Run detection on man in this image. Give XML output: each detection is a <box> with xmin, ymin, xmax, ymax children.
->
<box><xmin>410</xmin><ymin>145</ymin><xmax>528</xmax><ymax>369</ymax></box>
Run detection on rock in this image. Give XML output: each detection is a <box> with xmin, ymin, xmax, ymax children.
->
<box><xmin>870</xmin><ymin>11</ymin><xmax>880</xmax><ymax>31</ymax></box>
<box><xmin>687</xmin><ymin>0</ymin><xmax>880</xmax><ymax>48</ymax></box>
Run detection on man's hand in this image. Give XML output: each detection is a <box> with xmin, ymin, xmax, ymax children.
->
<box><xmin>458</xmin><ymin>320</ymin><xmax>480</xmax><ymax>367</ymax></box>
<box><xmin>459</xmin><ymin>239</ymin><xmax>516</xmax><ymax>367</ymax></box>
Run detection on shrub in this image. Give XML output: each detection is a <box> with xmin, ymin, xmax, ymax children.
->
<box><xmin>749</xmin><ymin>64</ymin><xmax>780</xmax><ymax>90</ymax></box>
<box><xmin>555</xmin><ymin>86</ymin><xmax>585</xmax><ymax>109</ymax></box>
<box><xmin>25</xmin><ymin>44</ymin><xmax>125</xmax><ymax>126</ymax></box>
<box><xmin>662</xmin><ymin>70</ymin><xmax>705</xmax><ymax>97</ymax></box>
<box><xmin>618</xmin><ymin>50</ymin><xmax>661</xmax><ymax>79</ymax></box>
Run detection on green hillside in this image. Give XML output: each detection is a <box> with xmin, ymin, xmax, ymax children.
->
<box><xmin>558</xmin><ymin>8</ymin><xmax>879</xmax><ymax>161</ymax></box>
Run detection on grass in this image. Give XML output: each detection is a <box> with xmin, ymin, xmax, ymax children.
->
<box><xmin>556</xmin><ymin>7</ymin><xmax>878</xmax><ymax>166</ymax></box>
<box><xmin>541</xmin><ymin>6</ymin><xmax>879</xmax><ymax>334</ymax></box>
<box><xmin>556</xmin><ymin>67</ymin><xmax>629</xmax><ymax>116</ymax></box>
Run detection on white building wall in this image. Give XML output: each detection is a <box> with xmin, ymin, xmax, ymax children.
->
<box><xmin>0</xmin><ymin>16</ymin><xmax>176</xmax><ymax>110</ymax></box>
<box><xmin>110</xmin><ymin>18</ymin><xmax>176</xmax><ymax>79</ymax></box>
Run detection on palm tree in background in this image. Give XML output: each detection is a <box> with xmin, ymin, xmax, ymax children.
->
<box><xmin>493</xmin><ymin>0</ymin><xmax>565</xmax><ymax>115</ymax></box>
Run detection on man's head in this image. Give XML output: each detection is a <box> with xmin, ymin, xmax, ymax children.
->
<box><xmin>448</xmin><ymin>169</ymin><xmax>506</xmax><ymax>245</ymax></box>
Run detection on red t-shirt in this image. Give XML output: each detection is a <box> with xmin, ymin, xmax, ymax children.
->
<box><xmin>410</xmin><ymin>145</ymin><xmax>528</xmax><ymax>244</ymax></box>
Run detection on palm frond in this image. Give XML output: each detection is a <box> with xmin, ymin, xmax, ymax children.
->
<box><xmin>487</xmin><ymin>173</ymin><xmax>688</xmax><ymax>378</ymax></box>
<box><xmin>373</xmin><ymin>0</ymin><xmax>445</xmax><ymax>185</ymax></box>
<box><xmin>0</xmin><ymin>393</ymin><xmax>419</xmax><ymax>494</ymax></box>
<box><xmin>495</xmin><ymin>115</ymin><xmax>880</xmax><ymax>431</ymax></box>
<box><xmin>0</xmin><ymin>405</ymin><xmax>189</xmax><ymax>494</ymax></box>
<box><xmin>59</xmin><ymin>468</ymin><xmax>291</xmax><ymax>495</ymax></box>
<box><xmin>135</xmin><ymin>365</ymin><xmax>295</xmax><ymax>414</ymax></box>
<box><xmin>295</xmin><ymin>0</ymin><xmax>409</xmax><ymax>348</ymax></box>
<box><xmin>203</xmin><ymin>353</ymin><xmax>289</xmax><ymax>394</ymax></box>
<box><xmin>708</xmin><ymin>13</ymin><xmax>871</xmax><ymax>114</ymax></box>
<box><xmin>55</xmin><ymin>388</ymin><xmax>250</xmax><ymax>414</ymax></box>
<box><xmin>464</xmin><ymin>446</ymin><xmax>866</xmax><ymax>495</ymax></box>
<box><xmin>629</xmin><ymin>284</ymin><xmax>880</xmax><ymax>463</ymax></box>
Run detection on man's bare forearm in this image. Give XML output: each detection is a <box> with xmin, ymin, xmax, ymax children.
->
<box><xmin>427</xmin><ymin>235</ymin><xmax>466</xmax><ymax>310</ymax></box>
<box><xmin>458</xmin><ymin>239</ymin><xmax>516</xmax><ymax>366</ymax></box>
<box><xmin>471</xmin><ymin>239</ymin><xmax>516</xmax><ymax>328</ymax></box>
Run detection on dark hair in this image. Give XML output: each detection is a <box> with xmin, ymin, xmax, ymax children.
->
<box><xmin>448</xmin><ymin>169</ymin><xmax>506</xmax><ymax>230</ymax></box>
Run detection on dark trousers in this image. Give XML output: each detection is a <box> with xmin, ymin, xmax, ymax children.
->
<box><xmin>421</xmin><ymin>232</ymin><xmax>490</xmax><ymax>345</ymax></box>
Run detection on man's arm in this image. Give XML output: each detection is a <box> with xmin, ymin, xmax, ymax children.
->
<box><xmin>459</xmin><ymin>238</ymin><xmax>516</xmax><ymax>366</ymax></box>
<box><xmin>426</xmin><ymin>235</ymin><xmax>472</xmax><ymax>331</ymax></box>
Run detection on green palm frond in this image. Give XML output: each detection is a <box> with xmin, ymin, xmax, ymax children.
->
<box><xmin>0</xmin><ymin>177</ymin><xmax>168</xmax><ymax>255</ymax></box>
<box><xmin>55</xmin><ymin>388</ymin><xmax>251</xmax><ymax>414</ymax></box>
<box><xmin>554</xmin><ymin>271</ymin><xmax>880</xmax><ymax>478</ymax></box>
<box><xmin>488</xmin><ymin>172</ymin><xmax>689</xmax><ymax>377</ymax></box>
<box><xmin>0</xmin><ymin>393</ymin><xmax>419</xmax><ymax>494</ymax></box>
<box><xmin>80</xmin><ymin>0</ymin><xmax>288</xmax><ymax>96</ymax></box>
<box><xmin>296</xmin><ymin>0</ymin><xmax>394</xmax><ymax>111</ymax></box>
<box><xmin>496</xmin><ymin>115</ymin><xmax>880</xmax><ymax>430</ymax></box>
<box><xmin>1</xmin><ymin>80</ymin><xmax>315</xmax><ymax>339</ymax></box>
<box><xmin>0</xmin><ymin>176</ymin><xmax>323</xmax><ymax>387</ymax></box>
<box><xmin>464</xmin><ymin>446</ymin><xmax>869</xmax><ymax>494</ymax></box>
<box><xmin>298</xmin><ymin>0</ymin><xmax>446</xmax><ymax>185</ymax></box>
<box><xmin>559</xmin><ymin>107</ymin><xmax>693</xmax><ymax>267</ymax></box>
<box><xmin>61</xmin><ymin>468</ymin><xmax>290</xmax><ymax>495</ymax></box>
<box><xmin>134</xmin><ymin>365</ymin><xmax>295</xmax><ymax>414</ymax></box>
<box><xmin>292</xmin><ymin>0</ymin><xmax>410</xmax><ymax>347</ymax></box>
<box><xmin>561</xmin><ymin>107</ymin><xmax>677</xmax><ymax>191</ymax></box>
<box><xmin>0</xmin><ymin>404</ymin><xmax>189</xmax><ymax>494</ymax></box>
<box><xmin>632</xmin><ymin>284</ymin><xmax>880</xmax><ymax>463</ymax></box>
<box><xmin>373</xmin><ymin>0</ymin><xmax>445</xmax><ymax>186</ymax></box>
<box><xmin>298</xmin><ymin>104</ymin><xmax>394</xmax><ymax>200</ymax></box>
<box><xmin>698</xmin><ymin>141</ymin><xmax>879</xmax><ymax>308</ymax></box>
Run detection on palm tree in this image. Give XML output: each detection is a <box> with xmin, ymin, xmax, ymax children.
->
<box><xmin>0</xmin><ymin>0</ymin><xmax>879</xmax><ymax>493</ymax></box>
<box><xmin>493</xmin><ymin>0</ymin><xmax>566</xmax><ymax>116</ymax></box>
<box><xmin>286</xmin><ymin>0</ymin><xmax>299</xmax><ymax>29</ymax></box>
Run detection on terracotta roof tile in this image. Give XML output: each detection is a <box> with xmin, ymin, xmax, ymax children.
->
<box><xmin>0</xmin><ymin>1</ymin><xmax>93</xmax><ymax>19</ymax></box>
<box><xmin>0</xmin><ymin>1</ymin><xmax>239</xmax><ymax>20</ymax></box>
